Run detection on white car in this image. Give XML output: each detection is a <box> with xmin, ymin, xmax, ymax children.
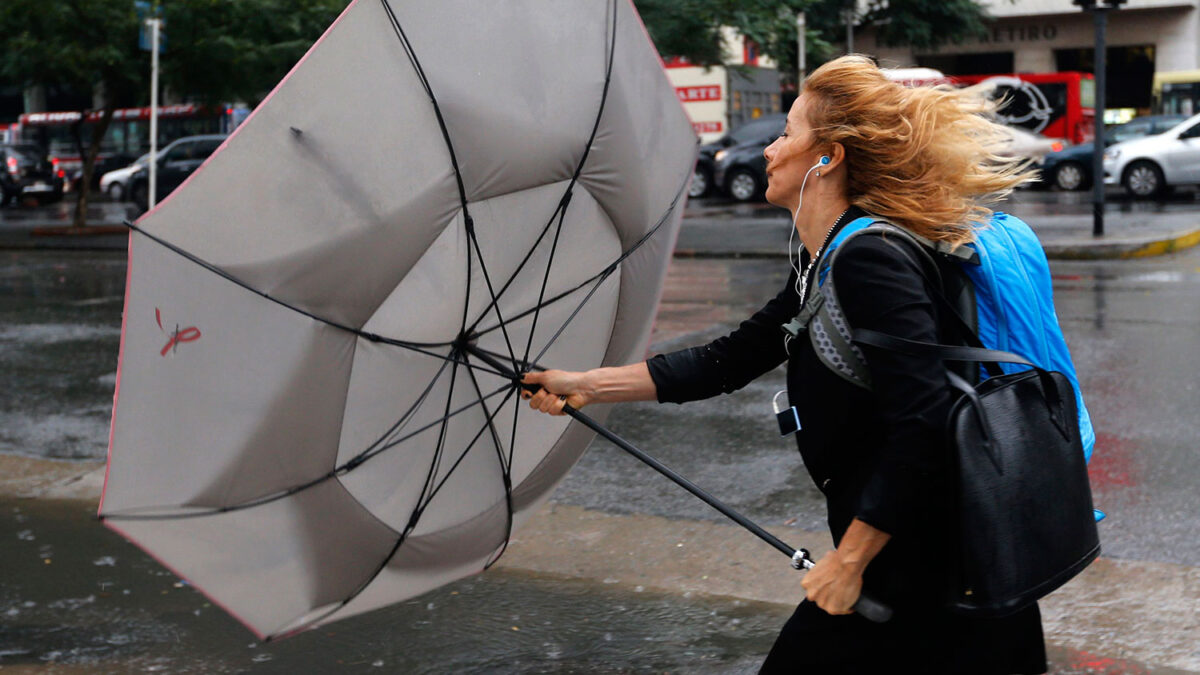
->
<box><xmin>99</xmin><ymin>152</ymin><xmax>151</xmax><ymax>201</ymax></box>
<box><xmin>1103</xmin><ymin>111</ymin><xmax>1200</xmax><ymax>198</ymax></box>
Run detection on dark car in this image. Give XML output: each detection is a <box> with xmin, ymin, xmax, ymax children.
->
<box><xmin>128</xmin><ymin>135</ymin><xmax>226</xmax><ymax>209</ymax></box>
<box><xmin>691</xmin><ymin>114</ymin><xmax>786</xmax><ymax>199</ymax></box>
<box><xmin>1</xmin><ymin>144</ymin><xmax>65</xmax><ymax>206</ymax></box>
<box><xmin>710</xmin><ymin>115</ymin><xmax>787</xmax><ymax>202</ymax></box>
<box><xmin>1042</xmin><ymin>115</ymin><xmax>1185</xmax><ymax>191</ymax></box>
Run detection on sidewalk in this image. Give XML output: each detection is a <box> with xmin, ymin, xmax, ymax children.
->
<box><xmin>0</xmin><ymin>199</ymin><xmax>132</xmax><ymax>250</ymax></box>
<box><xmin>675</xmin><ymin>195</ymin><xmax>1200</xmax><ymax>260</ymax></box>
<box><xmin>5</xmin><ymin>193</ymin><xmax>1200</xmax><ymax>260</ymax></box>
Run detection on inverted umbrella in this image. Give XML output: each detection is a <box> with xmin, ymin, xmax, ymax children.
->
<box><xmin>100</xmin><ymin>0</ymin><xmax>697</xmax><ymax>639</ymax></box>
<box><xmin>100</xmin><ymin>0</ymin><xmax>887</xmax><ymax>641</ymax></box>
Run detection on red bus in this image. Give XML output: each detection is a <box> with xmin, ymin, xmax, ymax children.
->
<box><xmin>951</xmin><ymin>72</ymin><xmax>1096</xmax><ymax>144</ymax></box>
<box><xmin>8</xmin><ymin>104</ymin><xmax>245</xmax><ymax>186</ymax></box>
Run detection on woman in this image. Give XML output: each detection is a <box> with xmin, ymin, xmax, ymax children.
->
<box><xmin>522</xmin><ymin>55</ymin><xmax>1045</xmax><ymax>674</ymax></box>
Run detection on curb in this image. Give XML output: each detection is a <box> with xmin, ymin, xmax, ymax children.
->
<box><xmin>673</xmin><ymin>226</ymin><xmax>1200</xmax><ymax>261</ymax></box>
<box><xmin>1040</xmin><ymin>227</ymin><xmax>1200</xmax><ymax>260</ymax></box>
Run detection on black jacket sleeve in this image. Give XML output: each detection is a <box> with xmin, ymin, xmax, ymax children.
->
<box><xmin>832</xmin><ymin>235</ymin><xmax>953</xmax><ymax>537</ymax></box>
<box><xmin>647</xmin><ymin>268</ymin><xmax>799</xmax><ymax>404</ymax></box>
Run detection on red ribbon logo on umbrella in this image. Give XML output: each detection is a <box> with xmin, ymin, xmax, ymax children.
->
<box><xmin>156</xmin><ymin>307</ymin><xmax>201</xmax><ymax>356</ymax></box>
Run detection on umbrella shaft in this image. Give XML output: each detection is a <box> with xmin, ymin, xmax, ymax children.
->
<box><xmin>563</xmin><ymin>405</ymin><xmax>797</xmax><ymax>559</ymax></box>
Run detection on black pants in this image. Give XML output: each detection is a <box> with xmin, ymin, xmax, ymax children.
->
<box><xmin>759</xmin><ymin>600</ymin><xmax>1047</xmax><ymax>675</ymax></box>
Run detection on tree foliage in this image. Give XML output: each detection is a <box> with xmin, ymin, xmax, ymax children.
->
<box><xmin>0</xmin><ymin>0</ymin><xmax>345</xmax><ymax>225</ymax></box>
<box><xmin>635</xmin><ymin>0</ymin><xmax>992</xmax><ymax>81</ymax></box>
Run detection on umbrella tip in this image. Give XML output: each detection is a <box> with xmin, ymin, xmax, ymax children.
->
<box><xmin>289</xmin><ymin>126</ymin><xmax>303</xmax><ymax>137</ymax></box>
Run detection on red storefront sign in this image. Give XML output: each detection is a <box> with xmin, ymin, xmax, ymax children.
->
<box><xmin>692</xmin><ymin>121</ymin><xmax>723</xmax><ymax>134</ymax></box>
<box><xmin>675</xmin><ymin>85</ymin><xmax>722</xmax><ymax>103</ymax></box>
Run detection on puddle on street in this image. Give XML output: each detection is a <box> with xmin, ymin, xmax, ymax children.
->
<box><xmin>0</xmin><ymin>497</ymin><xmax>785</xmax><ymax>674</ymax></box>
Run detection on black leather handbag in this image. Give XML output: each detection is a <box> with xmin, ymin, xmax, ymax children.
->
<box><xmin>853</xmin><ymin>326</ymin><xmax>1101</xmax><ymax>617</ymax></box>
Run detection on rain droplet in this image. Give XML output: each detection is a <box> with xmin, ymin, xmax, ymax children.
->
<box><xmin>602</xmin><ymin>577</ymin><xmax>619</xmax><ymax>584</ymax></box>
<box><xmin>372</xmin><ymin>660</ymin><xmax>385</xmax><ymax>667</ymax></box>
<box><xmin>93</xmin><ymin>556</ymin><xmax>116</xmax><ymax>566</ymax></box>
<box><xmin>634</xmin><ymin>586</ymin><xmax>644</xmax><ymax>593</ymax></box>
<box><xmin>426</xmin><ymin>602</ymin><xmax>435</xmax><ymax>610</ymax></box>
<box><xmin>16</xmin><ymin>530</ymin><xmax>34</xmax><ymax>541</ymax></box>
<box><xmin>604</xmin><ymin>632</ymin><xmax>613</xmax><ymax>642</ymax></box>
<box><xmin>251</xmin><ymin>653</ymin><xmax>273</xmax><ymax>663</ymax></box>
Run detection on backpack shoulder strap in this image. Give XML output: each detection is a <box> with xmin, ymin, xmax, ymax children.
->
<box><xmin>787</xmin><ymin>218</ymin><xmax>974</xmax><ymax>390</ymax></box>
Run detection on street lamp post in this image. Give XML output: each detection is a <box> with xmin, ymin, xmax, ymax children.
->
<box><xmin>1074</xmin><ymin>0</ymin><xmax>1125</xmax><ymax>238</ymax></box>
<box><xmin>797</xmin><ymin>12</ymin><xmax>807</xmax><ymax>84</ymax></box>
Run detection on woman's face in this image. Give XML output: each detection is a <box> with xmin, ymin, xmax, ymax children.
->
<box><xmin>763</xmin><ymin>94</ymin><xmax>822</xmax><ymax>210</ymax></box>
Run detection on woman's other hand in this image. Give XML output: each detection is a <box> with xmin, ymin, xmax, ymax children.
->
<box><xmin>521</xmin><ymin>370</ymin><xmax>594</xmax><ymax>415</ymax></box>
<box><xmin>800</xmin><ymin>518</ymin><xmax>890</xmax><ymax>616</ymax></box>
<box><xmin>800</xmin><ymin>549</ymin><xmax>863</xmax><ymax>615</ymax></box>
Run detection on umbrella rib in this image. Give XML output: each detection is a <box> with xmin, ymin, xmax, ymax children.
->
<box><xmin>471</xmin><ymin>164</ymin><xmax>690</xmax><ymax>345</ymax></box>
<box><xmin>520</xmin><ymin>193</ymin><xmax>571</xmax><ymax>367</ymax></box>
<box><xmin>119</xmin><ymin>221</ymin><xmax>507</xmax><ymax>380</ymax></box>
<box><xmin>267</xmin><ymin>384</ymin><xmax>520</xmax><ymax>641</ymax></box>
<box><xmin>99</xmin><ymin>381</ymin><xmax>513</xmax><ymax>522</ymax></box>
<box><xmin>462</xmin><ymin>361</ymin><xmax>516</xmax><ymax>569</ymax></box>
<box><xmin>419</xmin><ymin>373</ymin><xmax>518</xmax><ymax>512</ymax></box>
<box><xmin>344</xmin><ymin>356</ymin><xmax>451</xmax><ymax>471</ymax></box>
<box><xmin>412</xmin><ymin>354</ymin><xmax>462</xmax><ymax>519</ymax></box>
<box><xmin>379</xmin><ymin>0</ymin><xmax>496</xmax><ymax>357</ymax></box>
<box><xmin>465</xmin><ymin>0</ymin><xmax>619</xmax><ymax>340</ymax></box>
<box><xmin>531</xmin><ymin>168</ymin><xmax>690</xmax><ymax>365</ymax></box>
<box><xmin>465</xmin><ymin>224</ymin><xmax>520</xmax><ymax>367</ymax></box>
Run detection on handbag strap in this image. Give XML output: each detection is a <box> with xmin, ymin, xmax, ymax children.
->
<box><xmin>852</xmin><ymin>329</ymin><xmax>1034</xmax><ymax>369</ymax></box>
<box><xmin>845</xmin><ymin>231</ymin><xmax>1073</xmax><ymax>439</ymax></box>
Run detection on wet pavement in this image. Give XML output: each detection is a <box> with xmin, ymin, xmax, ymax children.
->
<box><xmin>677</xmin><ymin>189</ymin><xmax>1200</xmax><ymax>260</ymax></box>
<box><xmin>0</xmin><ymin>498</ymin><xmax>783</xmax><ymax>674</ymax></box>
<box><xmin>2</xmin><ymin>236</ymin><xmax>1199</xmax><ymax>671</ymax></box>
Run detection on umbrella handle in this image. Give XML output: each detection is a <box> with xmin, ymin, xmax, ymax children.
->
<box><xmin>793</xmin><ymin>549</ymin><xmax>894</xmax><ymax>623</ymax></box>
<box><xmin>564</xmin><ymin>404</ymin><xmax>894</xmax><ymax>624</ymax></box>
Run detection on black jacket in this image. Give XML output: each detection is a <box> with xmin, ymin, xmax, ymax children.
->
<box><xmin>647</xmin><ymin>208</ymin><xmax>1045</xmax><ymax>673</ymax></box>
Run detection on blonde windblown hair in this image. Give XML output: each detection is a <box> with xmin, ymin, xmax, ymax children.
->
<box><xmin>802</xmin><ymin>55</ymin><xmax>1036</xmax><ymax>245</ymax></box>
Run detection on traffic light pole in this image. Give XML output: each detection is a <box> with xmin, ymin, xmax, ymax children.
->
<box><xmin>1091</xmin><ymin>7</ymin><xmax>1107</xmax><ymax>237</ymax></box>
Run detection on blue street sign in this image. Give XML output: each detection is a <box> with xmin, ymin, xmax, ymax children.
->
<box><xmin>135</xmin><ymin>1</ymin><xmax>166</xmax><ymax>53</ymax></box>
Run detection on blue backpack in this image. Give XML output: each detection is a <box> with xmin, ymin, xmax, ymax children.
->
<box><xmin>783</xmin><ymin>213</ymin><xmax>1097</xmax><ymax>495</ymax></box>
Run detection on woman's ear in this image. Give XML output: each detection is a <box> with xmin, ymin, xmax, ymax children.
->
<box><xmin>824</xmin><ymin>142</ymin><xmax>846</xmax><ymax>172</ymax></box>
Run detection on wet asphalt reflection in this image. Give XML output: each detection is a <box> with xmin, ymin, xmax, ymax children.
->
<box><xmin>565</xmin><ymin>247</ymin><xmax>1200</xmax><ymax>567</ymax></box>
<box><xmin>1</xmin><ymin>497</ymin><xmax>781</xmax><ymax>673</ymax></box>
<box><xmin>1</xmin><ymin>243</ymin><xmax>1199</xmax><ymax>671</ymax></box>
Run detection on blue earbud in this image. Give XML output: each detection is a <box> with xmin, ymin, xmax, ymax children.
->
<box><xmin>819</xmin><ymin>155</ymin><xmax>831</xmax><ymax>165</ymax></box>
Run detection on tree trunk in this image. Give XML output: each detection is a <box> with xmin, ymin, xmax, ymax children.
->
<box><xmin>70</xmin><ymin>106</ymin><xmax>115</xmax><ymax>229</ymax></box>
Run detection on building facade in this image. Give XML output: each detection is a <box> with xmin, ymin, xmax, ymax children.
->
<box><xmin>857</xmin><ymin>0</ymin><xmax>1199</xmax><ymax>115</ymax></box>
<box><xmin>663</xmin><ymin>29</ymin><xmax>783</xmax><ymax>143</ymax></box>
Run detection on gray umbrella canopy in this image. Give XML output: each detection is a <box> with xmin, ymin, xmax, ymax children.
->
<box><xmin>99</xmin><ymin>0</ymin><xmax>695</xmax><ymax>640</ymax></box>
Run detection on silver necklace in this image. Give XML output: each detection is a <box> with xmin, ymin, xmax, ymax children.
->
<box><xmin>797</xmin><ymin>208</ymin><xmax>849</xmax><ymax>303</ymax></box>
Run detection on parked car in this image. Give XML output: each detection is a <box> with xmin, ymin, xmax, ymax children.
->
<box><xmin>100</xmin><ymin>152</ymin><xmax>152</xmax><ymax>202</ymax></box>
<box><xmin>127</xmin><ymin>135</ymin><xmax>226</xmax><ymax>209</ymax></box>
<box><xmin>710</xmin><ymin>115</ymin><xmax>788</xmax><ymax>202</ymax></box>
<box><xmin>1</xmin><ymin>143</ymin><xmax>65</xmax><ymax>206</ymax></box>
<box><xmin>1103</xmin><ymin>112</ymin><xmax>1200</xmax><ymax>198</ymax></box>
<box><xmin>692</xmin><ymin>114</ymin><xmax>786</xmax><ymax>200</ymax></box>
<box><xmin>1041</xmin><ymin>114</ymin><xmax>1185</xmax><ymax>191</ymax></box>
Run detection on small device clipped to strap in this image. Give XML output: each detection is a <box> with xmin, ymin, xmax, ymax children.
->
<box><xmin>773</xmin><ymin>390</ymin><xmax>801</xmax><ymax>436</ymax></box>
